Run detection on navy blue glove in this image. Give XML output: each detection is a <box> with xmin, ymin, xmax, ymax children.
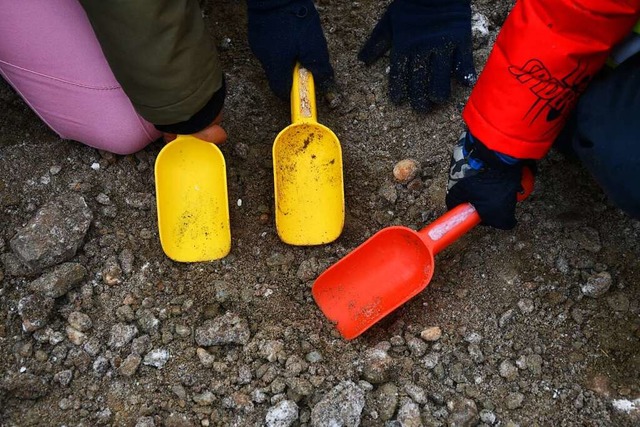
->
<box><xmin>358</xmin><ymin>0</ymin><xmax>476</xmax><ymax>112</ymax></box>
<box><xmin>446</xmin><ymin>132</ymin><xmax>525</xmax><ymax>230</ymax></box>
<box><xmin>247</xmin><ymin>0</ymin><xmax>334</xmax><ymax>100</ymax></box>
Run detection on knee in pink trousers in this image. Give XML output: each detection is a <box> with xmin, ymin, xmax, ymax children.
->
<box><xmin>0</xmin><ymin>0</ymin><xmax>161</xmax><ymax>154</ymax></box>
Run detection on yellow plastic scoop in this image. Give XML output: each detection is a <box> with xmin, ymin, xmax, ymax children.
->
<box><xmin>154</xmin><ymin>135</ymin><xmax>231</xmax><ymax>262</ymax></box>
<box><xmin>273</xmin><ymin>64</ymin><xmax>344</xmax><ymax>245</ymax></box>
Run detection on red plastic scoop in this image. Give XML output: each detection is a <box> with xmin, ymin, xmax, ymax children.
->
<box><xmin>312</xmin><ymin>169</ymin><xmax>534</xmax><ymax>340</ymax></box>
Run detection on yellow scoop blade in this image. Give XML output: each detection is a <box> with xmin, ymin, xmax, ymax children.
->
<box><xmin>155</xmin><ymin>135</ymin><xmax>230</xmax><ymax>261</ymax></box>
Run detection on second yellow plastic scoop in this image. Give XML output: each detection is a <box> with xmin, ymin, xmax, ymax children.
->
<box><xmin>155</xmin><ymin>135</ymin><xmax>231</xmax><ymax>262</ymax></box>
<box><xmin>272</xmin><ymin>64</ymin><xmax>344</xmax><ymax>245</ymax></box>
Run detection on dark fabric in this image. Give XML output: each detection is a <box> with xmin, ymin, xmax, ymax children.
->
<box><xmin>247</xmin><ymin>0</ymin><xmax>298</xmax><ymax>11</ymax></box>
<box><xmin>154</xmin><ymin>79</ymin><xmax>226</xmax><ymax>135</ymax></box>
<box><xmin>446</xmin><ymin>132</ymin><xmax>524</xmax><ymax>230</ymax></box>
<box><xmin>247</xmin><ymin>0</ymin><xmax>334</xmax><ymax>99</ymax></box>
<box><xmin>79</xmin><ymin>0</ymin><xmax>223</xmax><ymax>125</ymax></box>
<box><xmin>569</xmin><ymin>52</ymin><xmax>640</xmax><ymax>219</ymax></box>
<box><xmin>358</xmin><ymin>0</ymin><xmax>475</xmax><ymax>113</ymax></box>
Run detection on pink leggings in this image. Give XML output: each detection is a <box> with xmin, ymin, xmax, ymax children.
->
<box><xmin>0</xmin><ymin>0</ymin><xmax>161</xmax><ymax>154</ymax></box>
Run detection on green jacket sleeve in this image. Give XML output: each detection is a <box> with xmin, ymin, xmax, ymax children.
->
<box><xmin>79</xmin><ymin>0</ymin><xmax>223</xmax><ymax>127</ymax></box>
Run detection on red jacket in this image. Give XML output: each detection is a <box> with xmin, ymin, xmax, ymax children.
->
<box><xmin>464</xmin><ymin>0</ymin><xmax>640</xmax><ymax>159</ymax></box>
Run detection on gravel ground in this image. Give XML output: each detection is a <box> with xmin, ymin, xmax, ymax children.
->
<box><xmin>1</xmin><ymin>1</ymin><xmax>639</xmax><ymax>426</ymax></box>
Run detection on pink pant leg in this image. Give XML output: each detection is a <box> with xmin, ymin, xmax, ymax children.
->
<box><xmin>0</xmin><ymin>0</ymin><xmax>161</xmax><ymax>155</ymax></box>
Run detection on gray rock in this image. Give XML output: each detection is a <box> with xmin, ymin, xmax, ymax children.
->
<box><xmin>471</xmin><ymin>12</ymin><xmax>490</xmax><ymax>49</ymax></box>
<box><xmin>266</xmin><ymin>400</ymin><xmax>299</xmax><ymax>427</ymax></box>
<box><xmin>28</xmin><ymin>263</ymin><xmax>87</xmax><ymax>298</ymax></box>
<box><xmin>379</xmin><ymin>181</ymin><xmax>398</xmax><ymax>204</ymax></box>
<box><xmin>499</xmin><ymin>360</ymin><xmax>518</xmax><ymax>381</ymax></box>
<box><xmin>375</xmin><ymin>383</ymin><xmax>398</xmax><ymax>421</ymax></box>
<box><xmin>505</xmin><ymin>392</ymin><xmax>524</xmax><ymax>409</ymax></box>
<box><xmin>195</xmin><ymin>312</ymin><xmax>250</xmax><ymax>346</ymax></box>
<box><xmin>479</xmin><ymin>409</ymin><xmax>497</xmax><ymax>425</ymax></box>
<box><xmin>406</xmin><ymin>336</ymin><xmax>427</xmax><ymax>357</ymax></box>
<box><xmin>581</xmin><ymin>272</ymin><xmax>612</xmax><ymax>298</ymax></box>
<box><xmin>422</xmin><ymin>353</ymin><xmax>439</xmax><ymax>370</ymax></box>
<box><xmin>361</xmin><ymin>348</ymin><xmax>393</xmax><ymax>384</ymax></box>
<box><xmin>193</xmin><ymin>391</ymin><xmax>216</xmax><ymax>405</ymax></box>
<box><xmin>2</xmin><ymin>372</ymin><xmax>50</xmax><ymax>399</ymax></box>
<box><xmin>53</xmin><ymin>369</ymin><xmax>73</xmax><ymax>387</ymax></box>
<box><xmin>1</xmin><ymin>252</ymin><xmax>32</xmax><ymax>277</ymax></box>
<box><xmin>196</xmin><ymin>348</ymin><xmax>215</xmax><ymax>367</ymax></box>
<box><xmin>66</xmin><ymin>326</ymin><xmax>86</xmax><ymax>346</ymax></box>
<box><xmin>93</xmin><ymin>356</ymin><xmax>109</xmax><ymax>376</ymax></box>
<box><xmin>468</xmin><ymin>343</ymin><xmax>484</xmax><ymax>364</ymax></box>
<box><xmin>119</xmin><ymin>249</ymin><xmax>135</xmax><ymax>275</ymax></box>
<box><xmin>68</xmin><ymin>311</ymin><xmax>92</xmax><ymax>332</ymax></box>
<box><xmin>499</xmin><ymin>309</ymin><xmax>516</xmax><ymax>328</ymax></box>
<box><xmin>306</xmin><ymin>351</ymin><xmax>323</xmax><ymax>363</ymax></box>
<box><xmin>135</xmin><ymin>416</ymin><xmax>156</xmax><ymax>427</ymax></box>
<box><xmin>310</xmin><ymin>381</ymin><xmax>365</xmax><ymax>427</ymax></box>
<box><xmin>131</xmin><ymin>335</ymin><xmax>152</xmax><ymax>355</ymax></box>
<box><xmin>18</xmin><ymin>294</ymin><xmax>54</xmax><ymax>332</ymax></box>
<box><xmin>404</xmin><ymin>383</ymin><xmax>427</xmax><ymax>404</ymax></box>
<box><xmin>297</xmin><ymin>258</ymin><xmax>320</xmax><ymax>282</ymax></box>
<box><xmin>143</xmin><ymin>348</ymin><xmax>169</xmax><ymax>369</ymax></box>
<box><xmin>261</xmin><ymin>340</ymin><xmax>285</xmax><ymax>362</ymax></box>
<box><xmin>447</xmin><ymin>398</ymin><xmax>479</xmax><ymax>427</ymax></box>
<box><xmin>124</xmin><ymin>192</ymin><xmax>155</xmax><ymax>210</ymax></box>
<box><xmin>526</xmin><ymin>354</ymin><xmax>543</xmax><ymax>377</ymax></box>
<box><xmin>136</xmin><ymin>309</ymin><xmax>160</xmax><ymax>333</ymax></box>
<box><xmin>517</xmin><ymin>299</ymin><xmax>535</xmax><ymax>314</ymax></box>
<box><xmin>396</xmin><ymin>399</ymin><xmax>422</xmax><ymax>427</ymax></box>
<box><xmin>10</xmin><ymin>193</ymin><xmax>93</xmax><ymax>273</ymax></box>
<box><xmin>108</xmin><ymin>323</ymin><xmax>138</xmax><ymax>349</ymax></box>
<box><xmin>119</xmin><ymin>354</ymin><xmax>142</xmax><ymax>376</ymax></box>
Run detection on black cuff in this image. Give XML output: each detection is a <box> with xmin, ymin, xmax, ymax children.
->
<box><xmin>468</xmin><ymin>133</ymin><xmax>522</xmax><ymax>172</ymax></box>
<box><xmin>154</xmin><ymin>78</ymin><xmax>226</xmax><ymax>135</ymax></box>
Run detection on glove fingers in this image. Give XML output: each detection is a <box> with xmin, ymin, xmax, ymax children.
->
<box><xmin>452</xmin><ymin>46</ymin><xmax>476</xmax><ymax>86</ymax></box>
<box><xmin>389</xmin><ymin>51</ymin><xmax>409</xmax><ymax>105</ymax></box>
<box><xmin>261</xmin><ymin>53</ymin><xmax>297</xmax><ymax>100</ymax></box>
<box><xmin>408</xmin><ymin>53</ymin><xmax>433</xmax><ymax>113</ymax></box>
<box><xmin>427</xmin><ymin>50</ymin><xmax>452</xmax><ymax>103</ymax></box>
<box><xmin>446</xmin><ymin>172</ymin><xmax>519</xmax><ymax>230</ymax></box>
<box><xmin>299</xmin><ymin>29</ymin><xmax>335</xmax><ymax>92</ymax></box>
<box><xmin>358</xmin><ymin>12</ymin><xmax>393</xmax><ymax>65</ymax></box>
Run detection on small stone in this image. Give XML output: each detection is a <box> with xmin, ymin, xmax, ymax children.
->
<box><xmin>197</xmin><ymin>348</ymin><xmax>215</xmax><ymax>367</ymax></box>
<box><xmin>505</xmin><ymin>392</ymin><xmax>524</xmax><ymax>409</ymax></box>
<box><xmin>517</xmin><ymin>299</ymin><xmax>535</xmax><ymax>314</ymax></box>
<box><xmin>447</xmin><ymin>398</ymin><xmax>479</xmax><ymax>427</ymax></box>
<box><xmin>108</xmin><ymin>323</ymin><xmax>138</xmax><ymax>349</ymax></box>
<box><xmin>499</xmin><ymin>360</ymin><xmax>518</xmax><ymax>381</ymax></box>
<box><xmin>420</xmin><ymin>326</ymin><xmax>442</xmax><ymax>342</ymax></box>
<box><xmin>581</xmin><ymin>271</ymin><xmax>612</xmax><ymax>298</ymax></box>
<box><xmin>28</xmin><ymin>263</ymin><xmax>87</xmax><ymax>298</ymax></box>
<box><xmin>195</xmin><ymin>312</ymin><xmax>250</xmax><ymax>346</ymax></box>
<box><xmin>143</xmin><ymin>348</ymin><xmax>169</xmax><ymax>369</ymax></box>
<box><xmin>68</xmin><ymin>311</ymin><xmax>92</xmax><ymax>332</ymax></box>
<box><xmin>265</xmin><ymin>400</ymin><xmax>299</xmax><ymax>427</ymax></box>
<box><xmin>66</xmin><ymin>326</ymin><xmax>86</xmax><ymax>346</ymax></box>
<box><xmin>393</xmin><ymin>159</ymin><xmax>420</xmax><ymax>183</ymax></box>
<box><xmin>119</xmin><ymin>354</ymin><xmax>142</xmax><ymax>376</ymax></box>
<box><xmin>361</xmin><ymin>348</ymin><xmax>393</xmax><ymax>384</ymax></box>
<box><xmin>193</xmin><ymin>391</ymin><xmax>216</xmax><ymax>406</ymax></box>
<box><xmin>18</xmin><ymin>294</ymin><xmax>54</xmax><ymax>332</ymax></box>
<box><xmin>422</xmin><ymin>353</ymin><xmax>439</xmax><ymax>370</ymax></box>
<box><xmin>53</xmin><ymin>369</ymin><xmax>73</xmax><ymax>387</ymax></box>
<box><xmin>135</xmin><ymin>416</ymin><xmax>156</xmax><ymax>427</ymax></box>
